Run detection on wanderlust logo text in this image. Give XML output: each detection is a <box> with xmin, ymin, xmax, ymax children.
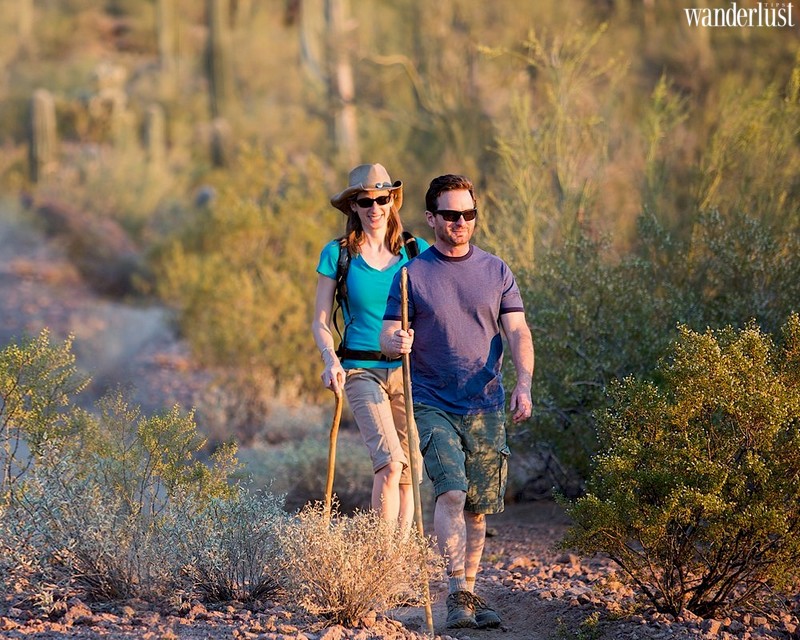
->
<box><xmin>684</xmin><ymin>2</ymin><xmax>795</xmax><ymax>27</ymax></box>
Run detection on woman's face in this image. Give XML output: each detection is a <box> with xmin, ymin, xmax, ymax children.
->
<box><xmin>351</xmin><ymin>190</ymin><xmax>393</xmax><ymax>234</ymax></box>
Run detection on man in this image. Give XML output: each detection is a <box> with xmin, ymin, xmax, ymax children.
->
<box><xmin>380</xmin><ymin>174</ymin><xmax>534</xmax><ymax>629</ymax></box>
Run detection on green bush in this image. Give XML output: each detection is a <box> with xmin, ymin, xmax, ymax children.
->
<box><xmin>518</xmin><ymin>227</ymin><xmax>675</xmax><ymax>478</ymax></box>
<box><xmin>154</xmin><ymin>148</ymin><xmax>340</xmax><ymax>411</ymax></box>
<box><xmin>520</xmin><ymin>209</ymin><xmax>800</xmax><ymax>480</ymax></box>
<box><xmin>0</xmin><ymin>330</ymin><xmax>88</xmax><ymax>503</ymax></box>
<box><xmin>5</xmin><ymin>392</ymin><xmax>238</xmax><ymax>601</ymax></box>
<box><xmin>561</xmin><ymin>315</ymin><xmax>800</xmax><ymax>617</ymax></box>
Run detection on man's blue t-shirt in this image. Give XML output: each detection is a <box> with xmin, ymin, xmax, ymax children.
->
<box><xmin>317</xmin><ymin>236</ymin><xmax>430</xmax><ymax>369</ymax></box>
<box><xmin>383</xmin><ymin>245</ymin><xmax>525</xmax><ymax>414</ymax></box>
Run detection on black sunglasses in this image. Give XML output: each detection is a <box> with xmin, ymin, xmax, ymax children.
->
<box><xmin>432</xmin><ymin>208</ymin><xmax>478</xmax><ymax>222</ymax></box>
<box><xmin>354</xmin><ymin>195</ymin><xmax>392</xmax><ymax>208</ymax></box>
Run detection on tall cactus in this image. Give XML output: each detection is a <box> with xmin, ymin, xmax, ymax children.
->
<box><xmin>156</xmin><ymin>0</ymin><xmax>178</xmax><ymax>97</ymax></box>
<box><xmin>144</xmin><ymin>103</ymin><xmax>167</xmax><ymax>169</ymax></box>
<box><xmin>18</xmin><ymin>0</ymin><xmax>35</xmax><ymax>57</ymax></box>
<box><xmin>210</xmin><ymin>117</ymin><xmax>232</xmax><ymax>168</ymax></box>
<box><xmin>205</xmin><ymin>0</ymin><xmax>234</xmax><ymax>119</ymax></box>
<box><xmin>29</xmin><ymin>89</ymin><xmax>58</xmax><ymax>183</ymax></box>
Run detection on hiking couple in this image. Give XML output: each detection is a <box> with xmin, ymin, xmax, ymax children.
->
<box><xmin>312</xmin><ymin>163</ymin><xmax>535</xmax><ymax>630</ymax></box>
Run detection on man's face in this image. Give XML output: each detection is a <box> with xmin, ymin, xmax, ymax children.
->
<box><xmin>426</xmin><ymin>189</ymin><xmax>476</xmax><ymax>249</ymax></box>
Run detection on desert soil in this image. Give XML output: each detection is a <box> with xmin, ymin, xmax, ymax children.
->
<box><xmin>1</xmin><ymin>206</ymin><xmax>798</xmax><ymax>640</ymax></box>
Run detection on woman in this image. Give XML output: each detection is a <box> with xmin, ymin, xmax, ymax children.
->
<box><xmin>312</xmin><ymin>163</ymin><xmax>428</xmax><ymax>531</ymax></box>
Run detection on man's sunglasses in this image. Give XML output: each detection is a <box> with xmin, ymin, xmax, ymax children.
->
<box><xmin>354</xmin><ymin>195</ymin><xmax>392</xmax><ymax>208</ymax></box>
<box><xmin>432</xmin><ymin>208</ymin><xmax>478</xmax><ymax>222</ymax></box>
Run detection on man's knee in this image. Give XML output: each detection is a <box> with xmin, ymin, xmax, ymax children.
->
<box><xmin>437</xmin><ymin>489</ymin><xmax>466</xmax><ymax>513</ymax></box>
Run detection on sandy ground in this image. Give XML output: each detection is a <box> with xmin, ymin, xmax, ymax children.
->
<box><xmin>1</xmin><ymin>205</ymin><xmax>798</xmax><ymax>639</ymax></box>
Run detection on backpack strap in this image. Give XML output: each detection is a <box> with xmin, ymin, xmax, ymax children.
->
<box><xmin>332</xmin><ymin>239</ymin><xmax>351</xmax><ymax>355</ymax></box>
<box><xmin>402</xmin><ymin>230</ymin><xmax>420</xmax><ymax>259</ymax></box>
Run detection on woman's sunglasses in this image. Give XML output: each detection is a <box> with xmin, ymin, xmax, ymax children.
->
<box><xmin>354</xmin><ymin>195</ymin><xmax>392</xmax><ymax>208</ymax></box>
<box><xmin>432</xmin><ymin>208</ymin><xmax>478</xmax><ymax>222</ymax></box>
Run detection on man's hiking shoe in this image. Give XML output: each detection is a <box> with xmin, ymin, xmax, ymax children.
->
<box><xmin>445</xmin><ymin>591</ymin><xmax>478</xmax><ymax>628</ymax></box>
<box><xmin>473</xmin><ymin>594</ymin><xmax>502</xmax><ymax>629</ymax></box>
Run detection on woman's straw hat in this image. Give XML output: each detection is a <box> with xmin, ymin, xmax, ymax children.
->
<box><xmin>330</xmin><ymin>163</ymin><xmax>403</xmax><ymax>214</ymax></box>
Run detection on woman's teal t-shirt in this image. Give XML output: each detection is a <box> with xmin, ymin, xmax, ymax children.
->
<box><xmin>317</xmin><ymin>237</ymin><xmax>430</xmax><ymax>369</ymax></box>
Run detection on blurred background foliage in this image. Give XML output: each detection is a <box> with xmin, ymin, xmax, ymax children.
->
<box><xmin>0</xmin><ymin>0</ymin><xmax>798</xmax><ymax>484</ymax></box>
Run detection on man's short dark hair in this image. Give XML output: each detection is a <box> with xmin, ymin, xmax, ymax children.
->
<box><xmin>425</xmin><ymin>174</ymin><xmax>476</xmax><ymax>213</ymax></box>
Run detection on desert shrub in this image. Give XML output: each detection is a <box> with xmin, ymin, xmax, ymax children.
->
<box><xmin>5</xmin><ymin>390</ymin><xmax>238</xmax><ymax>601</ymax></box>
<box><xmin>481</xmin><ymin>25</ymin><xmax>628</xmax><ymax>269</ymax></box>
<box><xmin>153</xmin><ymin>148</ymin><xmax>340</xmax><ymax>415</ymax></box>
<box><xmin>681</xmin><ymin>209</ymin><xmax>800</xmax><ymax>337</ymax></box>
<box><xmin>519</xmin><ymin>226</ymin><xmax>676</xmax><ymax>478</ymax></box>
<box><xmin>696</xmin><ymin>69</ymin><xmax>800</xmax><ymax>231</ymax></box>
<box><xmin>276</xmin><ymin>503</ymin><xmax>443</xmax><ymax>627</ymax></box>
<box><xmin>561</xmin><ymin>315</ymin><xmax>800</xmax><ymax>617</ymax></box>
<box><xmin>171</xmin><ymin>485</ymin><xmax>288</xmax><ymax>603</ymax></box>
<box><xmin>519</xmin><ymin>208</ymin><xmax>800</xmax><ymax>481</ymax></box>
<box><xmin>0</xmin><ymin>330</ymin><xmax>88</xmax><ymax>503</ymax></box>
<box><xmin>8</xmin><ymin>448</ymin><xmax>181</xmax><ymax>600</ymax></box>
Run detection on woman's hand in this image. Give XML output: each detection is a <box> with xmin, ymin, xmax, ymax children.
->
<box><xmin>321</xmin><ymin>350</ymin><xmax>345</xmax><ymax>396</ymax></box>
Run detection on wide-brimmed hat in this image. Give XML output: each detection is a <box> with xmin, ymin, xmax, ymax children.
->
<box><xmin>330</xmin><ymin>163</ymin><xmax>403</xmax><ymax>214</ymax></box>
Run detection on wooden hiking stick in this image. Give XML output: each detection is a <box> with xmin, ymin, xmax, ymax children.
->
<box><xmin>400</xmin><ymin>267</ymin><xmax>435</xmax><ymax>637</ymax></box>
<box><xmin>324</xmin><ymin>389</ymin><xmax>343</xmax><ymax>523</ymax></box>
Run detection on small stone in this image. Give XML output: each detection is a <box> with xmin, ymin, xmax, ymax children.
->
<box><xmin>0</xmin><ymin>617</ymin><xmax>20</xmax><ymax>631</ymax></box>
<box><xmin>702</xmin><ymin>619</ymin><xmax>722</xmax><ymax>637</ymax></box>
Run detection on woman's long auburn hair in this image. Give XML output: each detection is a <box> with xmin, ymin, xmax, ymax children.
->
<box><xmin>341</xmin><ymin>195</ymin><xmax>404</xmax><ymax>256</ymax></box>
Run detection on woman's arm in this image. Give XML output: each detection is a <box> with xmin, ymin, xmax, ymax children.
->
<box><xmin>312</xmin><ymin>273</ymin><xmax>345</xmax><ymax>395</ymax></box>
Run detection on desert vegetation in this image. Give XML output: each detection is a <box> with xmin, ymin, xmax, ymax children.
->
<box><xmin>0</xmin><ymin>0</ymin><xmax>798</xmax><ymax>631</ymax></box>
<box><xmin>0</xmin><ymin>332</ymin><xmax>438</xmax><ymax>626</ymax></box>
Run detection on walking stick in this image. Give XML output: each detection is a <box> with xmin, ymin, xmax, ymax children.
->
<box><xmin>401</xmin><ymin>267</ymin><xmax>435</xmax><ymax>637</ymax></box>
<box><xmin>324</xmin><ymin>389</ymin><xmax>343</xmax><ymax>523</ymax></box>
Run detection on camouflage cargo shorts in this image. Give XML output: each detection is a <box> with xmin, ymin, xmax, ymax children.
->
<box><xmin>413</xmin><ymin>403</ymin><xmax>510</xmax><ymax>514</ymax></box>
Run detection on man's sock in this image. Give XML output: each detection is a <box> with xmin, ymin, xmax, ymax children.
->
<box><xmin>448</xmin><ymin>570</ymin><xmax>468</xmax><ymax>594</ymax></box>
<box><xmin>466</xmin><ymin>575</ymin><xmax>476</xmax><ymax>593</ymax></box>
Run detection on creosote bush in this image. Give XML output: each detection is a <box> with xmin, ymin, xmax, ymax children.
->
<box><xmin>520</xmin><ymin>210</ymin><xmax>800</xmax><ymax>481</ymax></box>
<box><xmin>277</xmin><ymin>503</ymin><xmax>443</xmax><ymax>627</ymax></box>
<box><xmin>0</xmin><ymin>330</ymin><xmax>88</xmax><ymax>502</ymax></box>
<box><xmin>561</xmin><ymin>315</ymin><xmax>800</xmax><ymax>618</ymax></box>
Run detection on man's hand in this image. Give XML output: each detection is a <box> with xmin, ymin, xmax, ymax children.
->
<box><xmin>509</xmin><ymin>383</ymin><xmax>532</xmax><ymax>424</ymax></box>
<box><xmin>380</xmin><ymin>320</ymin><xmax>414</xmax><ymax>359</ymax></box>
<box><xmin>388</xmin><ymin>328</ymin><xmax>414</xmax><ymax>358</ymax></box>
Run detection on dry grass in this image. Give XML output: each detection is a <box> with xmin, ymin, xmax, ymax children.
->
<box><xmin>276</xmin><ymin>502</ymin><xmax>444</xmax><ymax>627</ymax></box>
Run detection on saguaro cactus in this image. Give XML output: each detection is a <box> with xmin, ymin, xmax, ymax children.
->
<box><xmin>205</xmin><ymin>0</ymin><xmax>234</xmax><ymax>119</ymax></box>
<box><xmin>210</xmin><ymin>117</ymin><xmax>232</xmax><ymax>168</ymax></box>
<box><xmin>144</xmin><ymin>103</ymin><xmax>167</xmax><ymax>168</ymax></box>
<box><xmin>18</xmin><ymin>0</ymin><xmax>35</xmax><ymax>57</ymax></box>
<box><xmin>299</xmin><ymin>0</ymin><xmax>358</xmax><ymax>165</ymax></box>
<box><xmin>156</xmin><ymin>0</ymin><xmax>178</xmax><ymax>96</ymax></box>
<box><xmin>29</xmin><ymin>89</ymin><xmax>58</xmax><ymax>182</ymax></box>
